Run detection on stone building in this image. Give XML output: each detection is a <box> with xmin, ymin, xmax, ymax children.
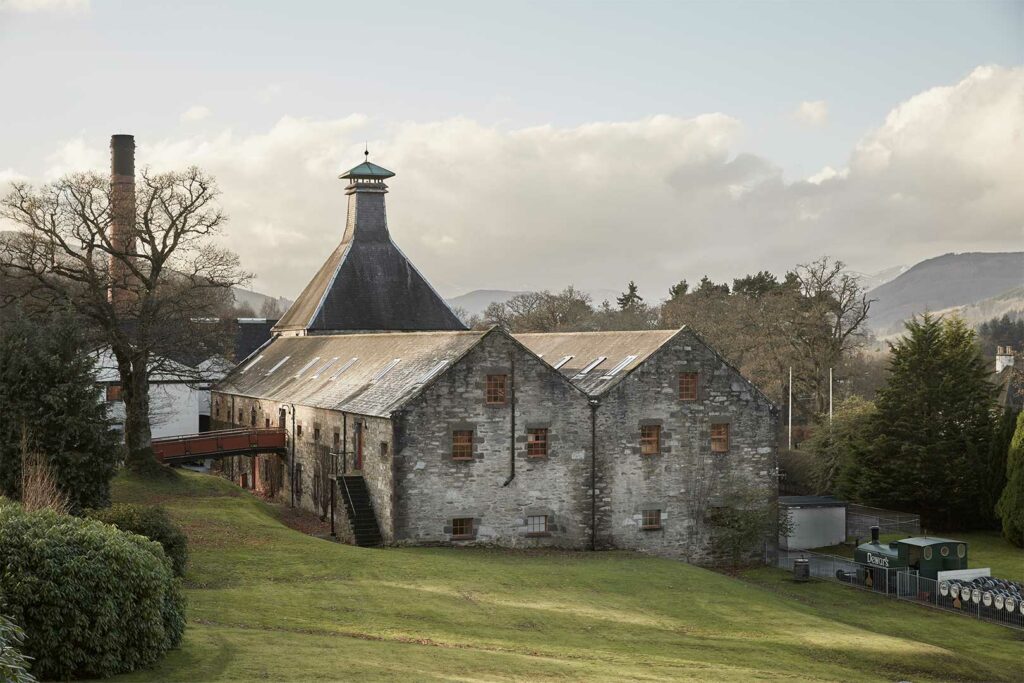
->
<box><xmin>212</xmin><ymin>157</ymin><xmax>778</xmax><ymax>563</ymax></box>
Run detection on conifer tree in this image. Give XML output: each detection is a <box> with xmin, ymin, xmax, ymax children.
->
<box><xmin>996</xmin><ymin>412</ymin><xmax>1024</xmax><ymax>547</ymax></box>
<box><xmin>616</xmin><ymin>281</ymin><xmax>643</xmax><ymax>310</ymax></box>
<box><xmin>849</xmin><ymin>314</ymin><xmax>995</xmax><ymax>529</ymax></box>
<box><xmin>0</xmin><ymin>309</ymin><xmax>119</xmax><ymax>512</ymax></box>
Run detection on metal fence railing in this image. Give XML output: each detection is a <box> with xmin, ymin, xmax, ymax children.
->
<box><xmin>846</xmin><ymin>504</ymin><xmax>920</xmax><ymax>539</ymax></box>
<box><xmin>778</xmin><ymin>550</ymin><xmax>1023</xmax><ymax>631</ymax></box>
<box><xmin>897</xmin><ymin>573</ymin><xmax>1024</xmax><ymax>630</ymax></box>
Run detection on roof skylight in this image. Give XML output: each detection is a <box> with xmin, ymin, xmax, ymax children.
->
<box><xmin>265</xmin><ymin>356</ymin><xmax>291</xmax><ymax>375</ymax></box>
<box><xmin>601</xmin><ymin>355</ymin><xmax>638</xmax><ymax>379</ymax></box>
<box><xmin>311</xmin><ymin>357</ymin><xmax>339</xmax><ymax>379</ymax></box>
<box><xmin>553</xmin><ymin>355</ymin><xmax>574</xmax><ymax>370</ymax></box>
<box><xmin>371</xmin><ymin>358</ymin><xmax>401</xmax><ymax>382</ymax></box>
<box><xmin>240</xmin><ymin>354</ymin><xmax>264</xmax><ymax>373</ymax></box>
<box><xmin>295</xmin><ymin>357</ymin><xmax>321</xmax><ymax>378</ymax></box>
<box><xmin>574</xmin><ymin>356</ymin><xmax>607</xmax><ymax>378</ymax></box>
<box><xmin>418</xmin><ymin>360</ymin><xmax>449</xmax><ymax>383</ymax></box>
<box><xmin>330</xmin><ymin>357</ymin><xmax>358</xmax><ymax>381</ymax></box>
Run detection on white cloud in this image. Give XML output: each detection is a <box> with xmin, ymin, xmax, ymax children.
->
<box><xmin>180</xmin><ymin>105</ymin><xmax>211</xmax><ymax>123</ymax></box>
<box><xmin>0</xmin><ymin>0</ymin><xmax>88</xmax><ymax>13</ymax></box>
<box><xmin>793</xmin><ymin>100</ymin><xmax>829</xmax><ymax>127</ymax></box>
<box><xmin>18</xmin><ymin>67</ymin><xmax>1024</xmax><ymax>301</ymax></box>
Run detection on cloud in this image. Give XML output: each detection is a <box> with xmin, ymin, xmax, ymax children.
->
<box><xmin>0</xmin><ymin>0</ymin><xmax>88</xmax><ymax>13</ymax></box>
<box><xmin>17</xmin><ymin>67</ymin><xmax>1024</xmax><ymax>302</ymax></box>
<box><xmin>180</xmin><ymin>105</ymin><xmax>211</xmax><ymax>123</ymax></box>
<box><xmin>793</xmin><ymin>100</ymin><xmax>829</xmax><ymax>127</ymax></box>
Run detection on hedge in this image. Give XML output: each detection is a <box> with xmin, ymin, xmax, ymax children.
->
<box><xmin>0</xmin><ymin>501</ymin><xmax>185</xmax><ymax>680</ymax></box>
<box><xmin>87</xmin><ymin>504</ymin><xmax>189</xmax><ymax>577</ymax></box>
<box><xmin>0</xmin><ymin>613</ymin><xmax>35</xmax><ymax>683</ymax></box>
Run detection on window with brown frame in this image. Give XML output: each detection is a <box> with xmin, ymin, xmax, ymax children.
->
<box><xmin>333</xmin><ymin>431</ymin><xmax>341</xmax><ymax>448</ymax></box>
<box><xmin>452</xmin><ymin>430</ymin><xmax>474</xmax><ymax>460</ymax></box>
<box><xmin>314</xmin><ymin>427</ymin><xmax>321</xmax><ymax>442</ymax></box>
<box><xmin>238</xmin><ymin>409</ymin><xmax>244</xmax><ymax>423</ymax></box>
<box><xmin>641</xmin><ymin>509</ymin><xmax>662</xmax><ymax>530</ymax></box>
<box><xmin>526</xmin><ymin>428</ymin><xmax>548</xmax><ymax>457</ymax></box>
<box><xmin>380</xmin><ymin>442</ymin><xmax>389</xmax><ymax>458</ymax></box>
<box><xmin>640</xmin><ymin>424</ymin><xmax>661</xmax><ymax>455</ymax></box>
<box><xmin>215</xmin><ymin>402</ymin><xmax>221</xmax><ymax>418</ymax></box>
<box><xmin>250</xmin><ymin>407</ymin><xmax>257</xmax><ymax>427</ymax></box>
<box><xmin>485</xmin><ymin>374</ymin><xmax>508</xmax><ymax>405</ymax></box>
<box><xmin>526</xmin><ymin>515</ymin><xmax>549</xmax><ymax>536</ymax></box>
<box><xmin>297</xmin><ymin>424</ymin><xmax>303</xmax><ymax>438</ymax></box>
<box><xmin>265</xmin><ymin>418</ymin><xmax>270</xmax><ymax>428</ymax></box>
<box><xmin>451</xmin><ymin>517</ymin><xmax>474</xmax><ymax>538</ymax></box>
<box><xmin>711</xmin><ymin>423</ymin><xmax>730</xmax><ymax>453</ymax></box>
<box><xmin>678</xmin><ymin>372</ymin><xmax>698</xmax><ymax>401</ymax></box>
<box><xmin>106</xmin><ymin>384</ymin><xmax>122</xmax><ymax>402</ymax></box>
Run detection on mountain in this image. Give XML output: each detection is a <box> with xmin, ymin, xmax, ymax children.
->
<box><xmin>447</xmin><ymin>288</ymin><xmax>622</xmax><ymax>318</ymax></box>
<box><xmin>852</xmin><ymin>264</ymin><xmax>909</xmax><ymax>291</ymax></box>
<box><xmin>867</xmin><ymin>252</ymin><xmax>1024</xmax><ymax>336</ymax></box>
<box><xmin>231</xmin><ymin>287</ymin><xmax>293</xmax><ymax>317</ymax></box>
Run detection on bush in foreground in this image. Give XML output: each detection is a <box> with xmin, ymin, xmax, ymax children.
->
<box><xmin>996</xmin><ymin>412</ymin><xmax>1024</xmax><ymax>547</ymax></box>
<box><xmin>0</xmin><ymin>613</ymin><xmax>36</xmax><ymax>683</ymax></box>
<box><xmin>0</xmin><ymin>502</ymin><xmax>185</xmax><ymax>680</ymax></box>
<box><xmin>87</xmin><ymin>503</ymin><xmax>189</xmax><ymax>577</ymax></box>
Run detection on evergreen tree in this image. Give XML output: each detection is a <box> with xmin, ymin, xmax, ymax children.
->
<box><xmin>847</xmin><ymin>314</ymin><xmax>995</xmax><ymax>529</ymax></box>
<box><xmin>616</xmin><ymin>281</ymin><xmax>643</xmax><ymax>310</ymax></box>
<box><xmin>667</xmin><ymin>279</ymin><xmax>689</xmax><ymax>301</ymax></box>
<box><xmin>0</xmin><ymin>309</ymin><xmax>119</xmax><ymax>512</ymax></box>
<box><xmin>996</xmin><ymin>412</ymin><xmax>1024</xmax><ymax>547</ymax></box>
<box><xmin>981</xmin><ymin>407</ymin><xmax>1018</xmax><ymax>527</ymax></box>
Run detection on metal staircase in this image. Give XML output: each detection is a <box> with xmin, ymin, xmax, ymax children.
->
<box><xmin>338</xmin><ymin>475</ymin><xmax>383</xmax><ymax>547</ymax></box>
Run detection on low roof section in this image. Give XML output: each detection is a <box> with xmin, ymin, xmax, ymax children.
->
<box><xmin>514</xmin><ymin>329</ymin><xmax>680</xmax><ymax>395</ymax></box>
<box><xmin>215</xmin><ymin>330</ymin><xmax>486</xmax><ymax>418</ymax></box>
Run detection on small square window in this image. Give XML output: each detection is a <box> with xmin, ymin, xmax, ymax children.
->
<box><xmin>452</xmin><ymin>517</ymin><xmax>474</xmax><ymax>538</ymax></box>
<box><xmin>526</xmin><ymin>515</ymin><xmax>548</xmax><ymax>535</ymax></box>
<box><xmin>106</xmin><ymin>384</ymin><xmax>122</xmax><ymax>402</ymax></box>
<box><xmin>640</xmin><ymin>424</ymin><xmax>661</xmax><ymax>455</ymax></box>
<box><xmin>485</xmin><ymin>374</ymin><xmax>508</xmax><ymax>405</ymax></box>
<box><xmin>642</xmin><ymin>509</ymin><xmax>662</xmax><ymax>530</ymax></box>
<box><xmin>527</xmin><ymin>428</ymin><xmax>548</xmax><ymax>458</ymax></box>
<box><xmin>711</xmin><ymin>423</ymin><xmax>729</xmax><ymax>453</ymax></box>
<box><xmin>452</xmin><ymin>430</ymin><xmax>474</xmax><ymax>460</ymax></box>
<box><xmin>679</xmin><ymin>372</ymin><xmax>698</xmax><ymax>401</ymax></box>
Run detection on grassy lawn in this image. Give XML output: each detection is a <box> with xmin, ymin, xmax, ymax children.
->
<box><xmin>109</xmin><ymin>471</ymin><xmax>1022</xmax><ymax>682</ymax></box>
<box><xmin>812</xmin><ymin>532</ymin><xmax>1023</xmax><ymax>583</ymax></box>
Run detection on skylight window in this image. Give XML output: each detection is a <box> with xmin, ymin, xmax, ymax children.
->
<box><xmin>574</xmin><ymin>356</ymin><xmax>607</xmax><ymax>378</ymax></box>
<box><xmin>311</xmin><ymin>357</ymin><xmax>339</xmax><ymax>379</ymax></box>
<box><xmin>553</xmin><ymin>355</ymin><xmax>574</xmax><ymax>370</ymax></box>
<box><xmin>240</xmin><ymin>354</ymin><xmax>264</xmax><ymax>373</ymax></box>
<box><xmin>602</xmin><ymin>355</ymin><xmax>638</xmax><ymax>379</ymax></box>
<box><xmin>371</xmin><ymin>358</ymin><xmax>401</xmax><ymax>382</ymax></box>
<box><xmin>295</xmin><ymin>357</ymin><xmax>321</xmax><ymax>378</ymax></box>
<box><xmin>330</xmin><ymin>357</ymin><xmax>358</xmax><ymax>380</ymax></box>
<box><xmin>418</xmin><ymin>360</ymin><xmax>449</xmax><ymax>383</ymax></box>
<box><xmin>265</xmin><ymin>356</ymin><xmax>291</xmax><ymax>375</ymax></box>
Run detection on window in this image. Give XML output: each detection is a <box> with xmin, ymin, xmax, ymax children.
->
<box><xmin>371</xmin><ymin>359</ymin><xmax>401</xmax><ymax>382</ymax></box>
<box><xmin>574</xmin><ymin>356</ymin><xmax>607</xmax><ymax>378</ymax></box>
<box><xmin>333</xmin><ymin>431</ymin><xmax>341</xmax><ymax>448</ymax></box>
<box><xmin>295</xmin><ymin>357</ymin><xmax>321</xmax><ymax>378</ymax></box>
<box><xmin>106</xmin><ymin>384</ymin><xmax>122</xmax><ymax>402</ymax></box>
<box><xmin>451</xmin><ymin>517</ymin><xmax>474</xmax><ymax>538</ymax></box>
<box><xmin>711</xmin><ymin>423</ymin><xmax>729</xmax><ymax>453</ymax></box>
<box><xmin>640</xmin><ymin>424</ymin><xmax>661</xmax><ymax>455</ymax></box>
<box><xmin>553</xmin><ymin>355</ymin><xmax>574</xmax><ymax>370</ymax></box>
<box><xmin>602</xmin><ymin>355</ymin><xmax>638</xmax><ymax>379</ymax></box>
<box><xmin>329</xmin><ymin>357</ymin><xmax>359</xmax><ymax>380</ymax></box>
<box><xmin>526</xmin><ymin>515</ymin><xmax>548</xmax><ymax>536</ymax></box>
<box><xmin>278</xmin><ymin>408</ymin><xmax>286</xmax><ymax>428</ymax></box>
<box><xmin>297</xmin><ymin>424</ymin><xmax>303</xmax><ymax>438</ymax></box>
<box><xmin>238</xmin><ymin>409</ymin><xmax>244</xmax><ymax>423</ymax></box>
<box><xmin>485</xmin><ymin>374</ymin><xmax>508</xmax><ymax>405</ymax></box>
<box><xmin>250</xmin><ymin>407</ymin><xmax>257</xmax><ymax>427</ymax></box>
<box><xmin>527</xmin><ymin>428</ymin><xmax>548</xmax><ymax>458</ymax></box>
<box><xmin>294</xmin><ymin>463</ymin><xmax>303</xmax><ymax>502</ymax></box>
<box><xmin>313</xmin><ymin>426</ymin><xmax>321</xmax><ymax>442</ymax></box>
<box><xmin>641</xmin><ymin>509</ymin><xmax>662</xmax><ymax>530</ymax></box>
<box><xmin>265</xmin><ymin>356</ymin><xmax>290</xmax><ymax>375</ymax></box>
<box><xmin>265</xmin><ymin>418</ymin><xmax>270</xmax><ymax>428</ymax></box>
<box><xmin>215</xmin><ymin>401</ymin><xmax>221</xmax><ymax>418</ymax></box>
<box><xmin>452</xmin><ymin>430</ymin><xmax>474</xmax><ymax>460</ymax></box>
<box><xmin>679</xmin><ymin>372</ymin><xmax>699</xmax><ymax>401</ymax></box>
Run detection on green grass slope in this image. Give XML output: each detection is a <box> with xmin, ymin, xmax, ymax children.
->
<box><xmin>109</xmin><ymin>471</ymin><xmax>1022</xmax><ymax>682</ymax></box>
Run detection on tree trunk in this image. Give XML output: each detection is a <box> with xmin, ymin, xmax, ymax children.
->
<box><xmin>120</xmin><ymin>352</ymin><xmax>162</xmax><ymax>474</ymax></box>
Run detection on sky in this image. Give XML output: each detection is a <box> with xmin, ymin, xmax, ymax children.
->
<box><xmin>1</xmin><ymin>0</ymin><xmax>1022</xmax><ymax>300</ymax></box>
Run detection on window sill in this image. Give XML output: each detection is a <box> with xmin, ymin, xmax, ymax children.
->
<box><xmin>451</xmin><ymin>456</ymin><xmax>475</xmax><ymax>461</ymax></box>
<box><xmin>641</xmin><ymin>525</ymin><xmax>663</xmax><ymax>531</ymax></box>
<box><xmin>640</xmin><ymin>452</ymin><xmax>661</xmax><ymax>457</ymax></box>
<box><xmin>451</xmin><ymin>534</ymin><xmax>476</xmax><ymax>541</ymax></box>
<box><xmin>484</xmin><ymin>402</ymin><xmax>508</xmax><ymax>407</ymax></box>
<box><xmin>525</xmin><ymin>531</ymin><xmax>551</xmax><ymax>538</ymax></box>
<box><xmin>526</xmin><ymin>454</ymin><xmax>548</xmax><ymax>459</ymax></box>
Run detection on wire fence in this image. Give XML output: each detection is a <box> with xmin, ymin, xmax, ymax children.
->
<box><xmin>846</xmin><ymin>504</ymin><xmax>920</xmax><ymax>539</ymax></box>
<box><xmin>777</xmin><ymin>550</ymin><xmax>1023</xmax><ymax>631</ymax></box>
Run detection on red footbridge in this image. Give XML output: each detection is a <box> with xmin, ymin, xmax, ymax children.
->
<box><xmin>152</xmin><ymin>428</ymin><xmax>287</xmax><ymax>465</ymax></box>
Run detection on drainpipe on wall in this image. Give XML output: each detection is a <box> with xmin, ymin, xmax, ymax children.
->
<box><xmin>589</xmin><ymin>399</ymin><xmax>599</xmax><ymax>551</ymax></box>
<box><xmin>289</xmin><ymin>403</ymin><xmax>296</xmax><ymax>508</ymax></box>
<box><xmin>502</xmin><ymin>353</ymin><xmax>516</xmax><ymax>487</ymax></box>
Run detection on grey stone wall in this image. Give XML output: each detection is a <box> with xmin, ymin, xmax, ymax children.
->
<box><xmin>594</xmin><ymin>329</ymin><xmax>778</xmax><ymax>564</ymax></box>
<box><xmin>209</xmin><ymin>391</ymin><xmax>395</xmax><ymax>544</ymax></box>
<box><xmin>393</xmin><ymin>331</ymin><xmax>594</xmax><ymax>548</ymax></box>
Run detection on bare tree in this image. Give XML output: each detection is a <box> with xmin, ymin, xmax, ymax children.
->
<box><xmin>258</xmin><ymin>297</ymin><xmax>283</xmax><ymax>319</ymax></box>
<box><xmin>1</xmin><ymin>167</ymin><xmax>249</xmax><ymax>473</ymax></box>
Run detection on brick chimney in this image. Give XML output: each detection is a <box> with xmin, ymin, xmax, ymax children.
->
<box><xmin>996</xmin><ymin>345</ymin><xmax>1015</xmax><ymax>373</ymax></box>
<box><xmin>109</xmin><ymin>134</ymin><xmax>136</xmax><ymax>305</ymax></box>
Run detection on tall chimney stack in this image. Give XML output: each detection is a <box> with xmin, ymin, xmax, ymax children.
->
<box><xmin>109</xmin><ymin>134</ymin><xmax>136</xmax><ymax>306</ymax></box>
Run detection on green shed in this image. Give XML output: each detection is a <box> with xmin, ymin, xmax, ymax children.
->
<box><xmin>854</xmin><ymin>528</ymin><xmax>968</xmax><ymax>580</ymax></box>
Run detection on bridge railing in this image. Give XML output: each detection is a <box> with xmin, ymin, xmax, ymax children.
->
<box><xmin>153</xmin><ymin>427</ymin><xmax>287</xmax><ymax>462</ymax></box>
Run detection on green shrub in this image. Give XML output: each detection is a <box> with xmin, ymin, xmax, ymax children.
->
<box><xmin>87</xmin><ymin>503</ymin><xmax>189</xmax><ymax>577</ymax></box>
<box><xmin>996</xmin><ymin>412</ymin><xmax>1024</xmax><ymax>547</ymax></box>
<box><xmin>0</xmin><ymin>501</ymin><xmax>185</xmax><ymax>680</ymax></box>
<box><xmin>0</xmin><ymin>613</ymin><xmax>36</xmax><ymax>683</ymax></box>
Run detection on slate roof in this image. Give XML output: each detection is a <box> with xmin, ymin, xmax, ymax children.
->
<box><xmin>339</xmin><ymin>160</ymin><xmax>395</xmax><ymax>179</ymax></box>
<box><xmin>779</xmin><ymin>495</ymin><xmax>846</xmax><ymax>508</ymax></box>
<box><xmin>995</xmin><ymin>365</ymin><xmax>1023</xmax><ymax>410</ymax></box>
<box><xmin>215</xmin><ymin>330</ymin><xmax>486</xmax><ymax>417</ymax></box>
<box><xmin>514</xmin><ymin>329</ymin><xmax>680</xmax><ymax>395</ymax></box>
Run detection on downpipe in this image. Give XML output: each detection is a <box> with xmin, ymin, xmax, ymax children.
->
<box><xmin>502</xmin><ymin>354</ymin><xmax>516</xmax><ymax>487</ymax></box>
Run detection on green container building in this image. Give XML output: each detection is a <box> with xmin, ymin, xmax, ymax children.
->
<box><xmin>854</xmin><ymin>528</ymin><xmax>968</xmax><ymax>581</ymax></box>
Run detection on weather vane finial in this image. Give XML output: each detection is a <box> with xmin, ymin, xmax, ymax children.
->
<box><xmin>364</xmin><ymin>142</ymin><xmax>369</xmax><ymax>161</ymax></box>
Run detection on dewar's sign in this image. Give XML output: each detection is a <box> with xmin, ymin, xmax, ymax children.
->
<box><xmin>866</xmin><ymin>553</ymin><xmax>890</xmax><ymax>568</ymax></box>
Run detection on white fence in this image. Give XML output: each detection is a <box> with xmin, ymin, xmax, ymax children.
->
<box><xmin>778</xmin><ymin>550</ymin><xmax>1023</xmax><ymax>631</ymax></box>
